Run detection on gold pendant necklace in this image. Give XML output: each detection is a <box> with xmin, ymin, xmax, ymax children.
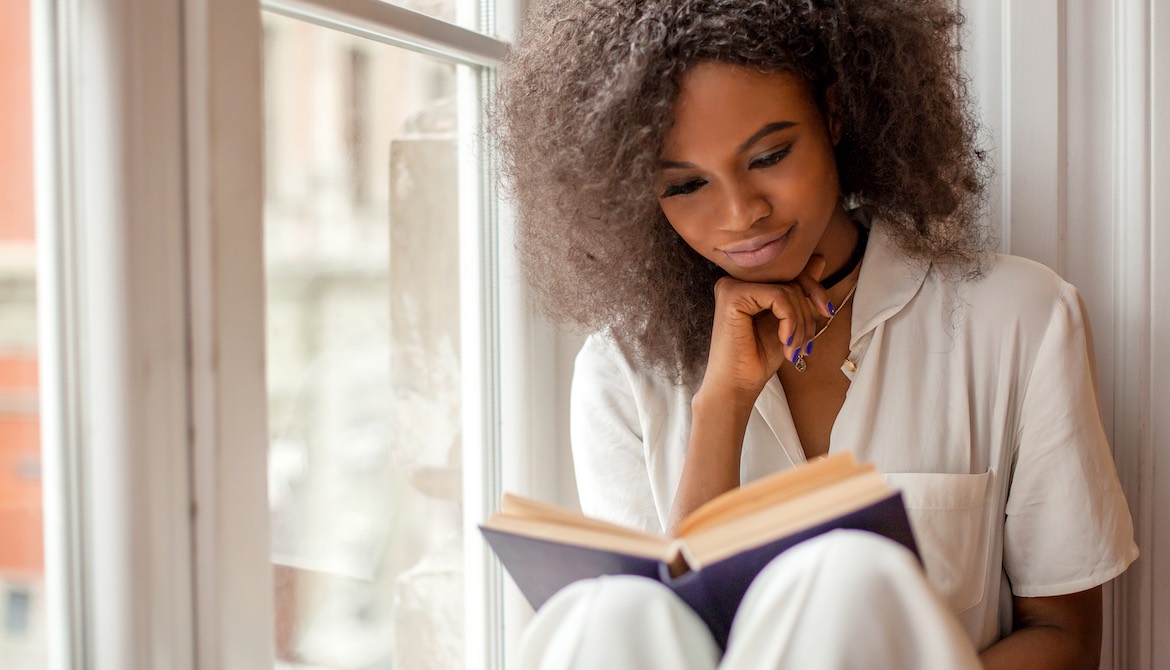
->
<box><xmin>794</xmin><ymin>279</ymin><xmax>859</xmax><ymax>373</ymax></box>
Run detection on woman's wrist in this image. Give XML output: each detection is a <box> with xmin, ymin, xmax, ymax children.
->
<box><xmin>686</xmin><ymin>384</ymin><xmax>755</xmax><ymax>467</ymax></box>
<box><xmin>692</xmin><ymin>381</ymin><xmax>759</xmax><ymax>423</ymax></box>
<box><xmin>667</xmin><ymin>384</ymin><xmax>756</xmax><ymax>535</ymax></box>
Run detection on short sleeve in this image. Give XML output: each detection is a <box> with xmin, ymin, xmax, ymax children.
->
<box><xmin>570</xmin><ymin>334</ymin><xmax>663</xmax><ymax>535</ymax></box>
<box><xmin>1004</xmin><ymin>284</ymin><xmax>1139</xmax><ymax>596</ymax></box>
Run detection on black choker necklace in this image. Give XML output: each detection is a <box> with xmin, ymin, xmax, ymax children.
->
<box><xmin>819</xmin><ymin>223</ymin><xmax>869</xmax><ymax>290</ymax></box>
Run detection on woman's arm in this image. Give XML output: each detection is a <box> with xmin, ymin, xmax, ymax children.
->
<box><xmin>667</xmin><ymin>266</ymin><xmax>830</xmax><ymax>535</ymax></box>
<box><xmin>666</xmin><ymin>384</ymin><xmax>756</xmax><ymax>535</ymax></box>
<box><xmin>993</xmin><ymin>284</ymin><xmax>1136</xmax><ymax>667</ymax></box>
<box><xmin>979</xmin><ymin>587</ymin><xmax>1102</xmax><ymax>670</ymax></box>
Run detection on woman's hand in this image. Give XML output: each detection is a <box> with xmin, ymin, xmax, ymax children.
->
<box><xmin>667</xmin><ymin>256</ymin><xmax>832</xmax><ymax>535</ymax></box>
<box><xmin>700</xmin><ymin>256</ymin><xmax>833</xmax><ymax>404</ymax></box>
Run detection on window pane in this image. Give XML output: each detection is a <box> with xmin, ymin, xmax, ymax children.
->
<box><xmin>263</xmin><ymin>13</ymin><xmax>467</xmax><ymax>670</ymax></box>
<box><xmin>0</xmin><ymin>0</ymin><xmax>46</xmax><ymax>668</ymax></box>
<box><xmin>379</xmin><ymin>0</ymin><xmax>476</xmax><ymax>33</ymax></box>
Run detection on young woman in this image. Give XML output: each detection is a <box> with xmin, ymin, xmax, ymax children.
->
<box><xmin>495</xmin><ymin>1</ymin><xmax>1137</xmax><ymax>667</ymax></box>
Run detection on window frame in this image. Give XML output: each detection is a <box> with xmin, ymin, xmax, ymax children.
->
<box><xmin>32</xmin><ymin>0</ymin><xmax>533</xmax><ymax>668</ymax></box>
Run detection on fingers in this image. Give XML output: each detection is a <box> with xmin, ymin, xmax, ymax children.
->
<box><xmin>802</xmin><ymin>254</ymin><xmax>827</xmax><ymax>282</ymax></box>
<box><xmin>795</xmin><ymin>271</ymin><xmax>834</xmax><ymax>320</ymax></box>
<box><xmin>713</xmin><ymin>277</ymin><xmax>816</xmax><ymax>367</ymax></box>
<box><xmin>797</xmin><ymin>254</ymin><xmax>834</xmax><ymax>319</ymax></box>
<box><xmin>771</xmin><ymin>284</ymin><xmax>814</xmax><ymax>364</ymax></box>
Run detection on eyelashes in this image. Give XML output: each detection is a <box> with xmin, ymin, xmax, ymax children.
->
<box><xmin>749</xmin><ymin>147</ymin><xmax>789</xmax><ymax>169</ymax></box>
<box><xmin>659</xmin><ymin>146</ymin><xmax>792</xmax><ymax>199</ymax></box>
<box><xmin>662</xmin><ymin>179</ymin><xmax>707</xmax><ymax>198</ymax></box>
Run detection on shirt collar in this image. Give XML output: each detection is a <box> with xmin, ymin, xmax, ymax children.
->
<box><xmin>849</xmin><ymin>216</ymin><xmax>931</xmax><ymax>346</ymax></box>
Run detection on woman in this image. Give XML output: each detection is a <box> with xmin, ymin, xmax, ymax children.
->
<box><xmin>495</xmin><ymin>1</ymin><xmax>1137</xmax><ymax>667</ymax></box>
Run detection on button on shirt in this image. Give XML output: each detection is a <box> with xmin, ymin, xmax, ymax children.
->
<box><xmin>569</xmin><ymin>220</ymin><xmax>1139</xmax><ymax>651</ymax></box>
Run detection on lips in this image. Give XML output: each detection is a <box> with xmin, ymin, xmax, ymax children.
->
<box><xmin>722</xmin><ymin>228</ymin><xmax>792</xmax><ymax>268</ymax></box>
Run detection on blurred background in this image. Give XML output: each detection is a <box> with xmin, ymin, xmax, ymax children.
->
<box><xmin>0</xmin><ymin>0</ymin><xmax>45</xmax><ymax>667</ymax></box>
<box><xmin>262</xmin><ymin>6</ymin><xmax>466</xmax><ymax>669</ymax></box>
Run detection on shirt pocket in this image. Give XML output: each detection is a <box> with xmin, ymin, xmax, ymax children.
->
<box><xmin>882</xmin><ymin>470</ymin><xmax>993</xmax><ymax>615</ymax></box>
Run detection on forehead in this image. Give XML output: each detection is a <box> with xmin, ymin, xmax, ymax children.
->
<box><xmin>664</xmin><ymin>62</ymin><xmax>820</xmax><ymax>150</ymax></box>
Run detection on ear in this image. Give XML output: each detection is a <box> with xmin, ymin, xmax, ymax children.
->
<box><xmin>824</xmin><ymin>84</ymin><xmax>843</xmax><ymax>146</ymax></box>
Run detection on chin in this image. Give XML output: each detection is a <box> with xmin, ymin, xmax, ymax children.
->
<box><xmin>728</xmin><ymin>264</ymin><xmax>801</xmax><ymax>285</ymax></box>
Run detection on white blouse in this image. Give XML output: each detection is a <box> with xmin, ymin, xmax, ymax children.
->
<box><xmin>569</xmin><ymin>220</ymin><xmax>1139</xmax><ymax>651</ymax></box>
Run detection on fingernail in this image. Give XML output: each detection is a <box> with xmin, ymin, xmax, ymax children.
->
<box><xmin>827</xmin><ymin>301</ymin><xmax>836</xmax><ymax>316</ymax></box>
<box><xmin>805</xmin><ymin>341</ymin><xmax>814</xmax><ymax>355</ymax></box>
<box><xmin>791</xmin><ymin>350</ymin><xmax>800</xmax><ymax>364</ymax></box>
<box><xmin>786</xmin><ymin>333</ymin><xmax>794</xmax><ymax>346</ymax></box>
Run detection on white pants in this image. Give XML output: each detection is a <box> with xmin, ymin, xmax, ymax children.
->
<box><xmin>515</xmin><ymin>530</ymin><xmax>982</xmax><ymax>670</ymax></box>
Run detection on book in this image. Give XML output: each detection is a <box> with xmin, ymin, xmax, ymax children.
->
<box><xmin>479</xmin><ymin>452</ymin><xmax>917</xmax><ymax>648</ymax></box>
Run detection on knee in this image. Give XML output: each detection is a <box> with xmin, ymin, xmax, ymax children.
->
<box><xmin>757</xmin><ymin>529</ymin><xmax>922</xmax><ymax>591</ymax></box>
<box><xmin>519</xmin><ymin>576</ymin><xmax>718</xmax><ymax>669</ymax></box>
<box><xmin>812</xmin><ymin>529</ymin><xmax>919</xmax><ymax>572</ymax></box>
<box><xmin>551</xmin><ymin>575</ymin><xmax>686</xmax><ymax>628</ymax></box>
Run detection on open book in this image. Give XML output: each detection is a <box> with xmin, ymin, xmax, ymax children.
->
<box><xmin>479</xmin><ymin>452</ymin><xmax>917</xmax><ymax>648</ymax></box>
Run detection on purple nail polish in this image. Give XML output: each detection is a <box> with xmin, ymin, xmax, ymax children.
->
<box><xmin>828</xmin><ymin>301</ymin><xmax>836</xmax><ymax>316</ymax></box>
<box><xmin>805</xmin><ymin>341</ymin><xmax>814</xmax><ymax>355</ymax></box>
<box><xmin>791</xmin><ymin>350</ymin><xmax>800</xmax><ymax>364</ymax></box>
<box><xmin>786</xmin><ymin>333</ymin><xmax>794</xmax><ymax>346</ymax></box>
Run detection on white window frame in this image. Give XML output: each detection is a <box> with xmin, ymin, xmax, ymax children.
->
<box><xmin>32</xmin><ymin>0</ymin><xmax>538</xmax><ymax>668</ymax></box>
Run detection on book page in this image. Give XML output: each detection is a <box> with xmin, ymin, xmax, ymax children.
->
<box><xmin>683</xmin><ymin>473</ymin><xmax>892</xmax><ymax>566</ymax></box>
<box><xmin>677</xmin><ymin>453</ymin><xmax>870</xmax><ymax>537</ymax></box>
<box><xmin>499</xmin><ymin>493</ymin><xmax>659</xmax><ymax>541</ymax></box>
<box><xmin>484</xmin><ymin>515</ymin><xmax>674</xmax><ymax>560</ymax></box>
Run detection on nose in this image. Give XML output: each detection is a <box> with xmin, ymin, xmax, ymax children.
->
<box><xmin>723</xmin><ymin>178</ymin><xmax>771</xmax><ymax>232</ymax></box>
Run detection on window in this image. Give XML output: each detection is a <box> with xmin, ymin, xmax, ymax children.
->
<box><xmin>0</xmin><ymin>0</ymin><xmax>45</xmax><ymax>667</ymax></box>
<box><xmin>32</xmin><ymin>0</ymin><xmax>523</xmax><ymax>668</ymax></box>
<box><xmin>372</xmin><ymin>0</ymin><xmax>471</xmax><ymax>33</ymax></box>
<box><xmin>263</xmin><ymin>15</ymin><xmax>469</xmax><ymax>667</ymax></box>
<box><xmin>259</xmin><ymin>1</ymin><xmax>519</xmax><ymax>667</ymax></box>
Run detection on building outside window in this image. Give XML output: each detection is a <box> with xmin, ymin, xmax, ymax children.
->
<box><xmin>0</xmin><ymin>0</ymin><xmax>45</xmax><ymax>667</ymax></box>
<box><xmin>26</xmin><ymin>0</ymin><xmax>524</xmax><ymax>667</ymax></box>
<box><xmin>263</xmin><ymin>9</ymin><xmax>468</xmax><ymax>668</ymax></box>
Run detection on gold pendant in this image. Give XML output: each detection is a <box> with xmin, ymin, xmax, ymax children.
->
<box><xmin>794</xmin><ymin>354</ymin><xmax>807</xmax><ymax>372</ymax></box>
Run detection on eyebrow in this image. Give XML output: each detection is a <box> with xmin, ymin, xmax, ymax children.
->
<box><xmin>737</xmin><ymin>121</ymin><xmax>798</xmax><ymax>153</ymax></box>
<box><xmin>659</xmin><ymin>120</ymin><xmax>799</xmax><ymax>169</ymax></box>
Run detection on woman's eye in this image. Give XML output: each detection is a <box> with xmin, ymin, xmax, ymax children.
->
<box><xmin>661</xmin><ymin>179</ymin><xmax>707</xmax><ymax>198</ymax></box>
<box><xmin>750</xmin><ymin>148</ymin><xmax>790</xmax><ymax>169</ymax></box>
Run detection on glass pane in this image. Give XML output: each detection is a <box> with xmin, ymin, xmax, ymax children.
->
<box><xmin>263</xmin><ymin>13</ymin><xmax>467</xmax><ymax>670</ymax></box>
<box><xmin>380</xmin><ymin>0</ymin><xmax>474</xmax><ymax>33</ymax></box>
<box><xmin>0</xmin><ymin>0</ymin><xmax>46</xmax><ymax>668</ymax></box>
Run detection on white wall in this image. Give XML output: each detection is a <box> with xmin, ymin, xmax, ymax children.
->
<box><xmin>960</xmin><ymin>1</ymin><xmax>1167</xmax><ymax>667</ymax></box>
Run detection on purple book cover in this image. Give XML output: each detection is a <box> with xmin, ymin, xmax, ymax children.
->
<box><xmin>481</xmin><ymin>491</ymin><xmax>916</xmax><ymax>649</ymax></box>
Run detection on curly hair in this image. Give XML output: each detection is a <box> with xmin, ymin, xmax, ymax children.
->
<box><xmin>495</xmin><ymin>0</ymin><xmax>991</xmax><ymax>384</ymax></box>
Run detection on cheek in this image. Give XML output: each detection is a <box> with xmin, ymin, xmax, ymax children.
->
<box><xmin>806</xmin><ymin>141</ymin><xmax>842</xmax><ymax>201</ymax></box>
<box><xmin>768</xmin><ymin>154</ymin><xmax>839</xmax><ymax>214</ymax></box>
<box><xmin>665</xmin><ymin>216</ymin><xmax>700</xmax><ymax>247</ymax></box>
<box><xmin>661</xmin><ymin>208</ymin><xmax>715</xmax><ymax>255</ymax></box>
<box><xmin>660</xmin><ymin>202</ymin><xmax>695</xmax><ymax>236</ymax></box>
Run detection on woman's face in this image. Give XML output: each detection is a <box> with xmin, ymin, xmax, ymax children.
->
<box><xmin>657</xmin><ymin>62</ymin><xmax>853</xmax><ymax>283</ymax></box>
